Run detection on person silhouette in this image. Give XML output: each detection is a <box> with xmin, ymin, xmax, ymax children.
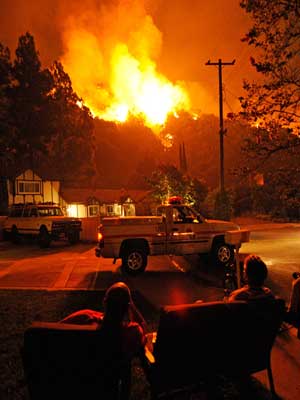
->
<box><xmin>228</xmin><ymin>254</ymin><xmax>275</xmax><ymax>302</ymax></box>
<box><xmin>285</xmin><ymin>273</ymin><xmax>300</xmax><ymax>335</ymax></box>
<box><xmin>60</xmin><ymin>281</ymin><xmax>147</xmax><ymax>357</ymax></box>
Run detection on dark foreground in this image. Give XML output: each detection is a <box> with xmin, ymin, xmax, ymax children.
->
<box><xmin>0</xmin><ymin>289</ymin><xmax>282</xmax><ymax>400</ymax></box>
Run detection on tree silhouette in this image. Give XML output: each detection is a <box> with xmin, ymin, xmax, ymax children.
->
<box><xmin>7</xmin><ymin>32</ymin><xmax>54</xmax><ymax>169</ymax></box>
<box><xmin>235</xmin><ymin>1</ymin><xmax>300</xmax><ymax>218</ymax></box>
<box><xmin>147</xmin><ymin>163</ymin><xmax>208</xmax><ymax>208</ymax></box>
<box><xmin>47</xmin><ymin>61</ymin><xmax>96</xmax><ymax>182</ymax></box>
<box><xmin>239</xmin><ymin>0</ymin><xmax>300</xmax><ymax>136</ymax></box>
<box><xmin>0</xmin><ymin>43</ymin><xmax>13</xmax><ymax>169</ymax></box>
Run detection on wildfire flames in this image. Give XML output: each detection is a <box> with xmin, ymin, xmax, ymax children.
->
<box><xmin>61</xmin><ymin>1</ymin><xmax>190</xmax><ymax>127</ymax></box>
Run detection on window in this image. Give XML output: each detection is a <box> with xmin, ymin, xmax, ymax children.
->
<box><xmin>18</xmin><ymin>180</ymin><xmax>41</xmax><ymax>194</ymax></box>
<box><xmin>10</xmin><ymin>206</ymin><xmax>24</xmax><ymax>217</ymax></box>
<box><xmin>30</xmin><ymin>208</ymin><xmax>38</xmax><ymax>217</ymax></box>
<box><xmin>23</xmin><ymin>208</ymin><xmax>31</xmax><ymax>217</ymax></box>
<box><xmin>106</xmin><ymin>205</ymin><xmax>114</xmax><ymax>215</ymax></box>
<box><xmin>173</xmin><ymin>206</ymin><xmax>199</xmax><ymax>224</ymax></box>
<box><xmin>88</xmin><ymin>205</ymin><xmax>99</xmax><ymax>217</ymax></box>
<box><xmin>38</xmin><ymin>207</ymin><xmax>63</xmax><ymax>217</ymax></box>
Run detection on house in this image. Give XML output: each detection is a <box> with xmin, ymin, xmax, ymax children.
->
<box><xmin>1</xmin><ymin>169</ymin><xmax>156</xmax><ymax>241</ymax></box>
<box><xmin>5</xmin><ymin>169</ymin><xmax>60</xmax><ymax>206</ymax></box>
<box><xmin>3</xmin><ymin>169</ymin><xmax>154</xmax><ymax>217</ymax></box>
<box><xmin>59</xmin><ymin>187</ymin><xmax>154</xmax><ymax>218</ymax></box>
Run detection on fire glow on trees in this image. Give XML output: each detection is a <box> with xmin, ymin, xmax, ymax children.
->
<box><xmin>61</xmin><ymin>1</ymin><xmax>190</xmax><ymax>128</ymax></box>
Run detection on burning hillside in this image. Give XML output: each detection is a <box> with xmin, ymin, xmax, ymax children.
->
<box><xmin>61</xmin><ymin>0</ymin><xmax>190</xmax><ymax>127</ymax></box>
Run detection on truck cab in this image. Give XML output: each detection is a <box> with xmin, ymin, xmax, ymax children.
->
<box><xmin>156</xmin><ymin>202</ymin><xmax>239</xmax><ymax>260</ymax></box>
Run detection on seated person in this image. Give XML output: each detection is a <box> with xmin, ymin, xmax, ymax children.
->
<box><xmin>60</xmin><ymin>281</ymin><xmax>147</xmax><ymax>358</ymax></box>
<box><xmin>228</xmin><ymin>254</ymin><xmax>275</xmax><ymax>302</ymax></box>
<box><xmin>285</xmin><ymin>273</ymin><xmax>300</xmax><ymax>330</ymax></box>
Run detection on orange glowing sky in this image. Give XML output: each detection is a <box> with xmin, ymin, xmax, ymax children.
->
<box><xmin>0</xmin><ymin>0</ymin><xmax>258</xmax><ymax>124</ymax></box>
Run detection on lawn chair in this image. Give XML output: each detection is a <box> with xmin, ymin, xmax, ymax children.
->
<box><xmin>21</xmin><ymin>321</ymin><xmax>132</xmax><ymax>400</ymax></box>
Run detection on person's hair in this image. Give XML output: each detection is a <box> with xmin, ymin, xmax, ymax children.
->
<box><xmin>103</xmin><ymin>282</ymin><xmax>131</xmax><ymax>324</ymax></box>
<box><xmin>244</xmin><ymin>254</ymin><xmax>268</xmax><ymax>287</ymax></box>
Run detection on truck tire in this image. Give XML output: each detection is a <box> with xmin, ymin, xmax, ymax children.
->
<box><xmin>38</xmin><ymin>227</ymin><xmax>51</xmax><ymax>248</ymax></box>
<box><xmin>11</xmin><ymin>226</ymin><xmax>21</xmax><ymax>244</ymax></box>
<box><xmin>68</xmin><ymin>231</ymin><xmax>80</xmax><ymax>244</ymax></box>
<box><xmin>211</xmin><ymin>241</ymin><xmax>234</xmax><ymax>267</ymax></box>
<box><xmin>121</xmin><ymin>248</ymin><xmax>147</xmax><ymax>275</ymax></box>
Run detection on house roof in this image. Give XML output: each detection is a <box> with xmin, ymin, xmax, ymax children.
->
<box><xmin>8</xmin><ymin>168</ymin><xmax>58</xmax><ymax>182</ymax></box>
<box><xmin>60</xmin><ymin>188</ymin><xmax>153</xmax><ymax>204</ymax></box>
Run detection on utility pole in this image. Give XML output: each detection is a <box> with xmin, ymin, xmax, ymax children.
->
<box><xmin>205</xmin><ymin>59</ymin><xmax>235</xmax><ymax>194</ymax></box>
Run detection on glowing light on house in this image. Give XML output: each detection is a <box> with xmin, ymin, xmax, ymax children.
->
<box><xmin>67</xmin><ymin>204</ymin><xmax>78</xmax><ymax>218</ymax></box>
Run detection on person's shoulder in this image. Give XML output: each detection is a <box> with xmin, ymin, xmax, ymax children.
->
<box><xmin>292</xmin><ymin>277</ymin><xmax>300</xmax><ymax>288</ymax></box>
<box><xmin>125</xmin><ymin>321</ymin><xmax>144</xmax><ymax>333</ymax></box>
<box><xmin>122</xmin><ymin>321</ymin><xmax>146</xmax><ymax>349</ymax></box>
<box><xmin>262</xmin><ymin>286</ymin><xmax>275</xmax><ymax>296</ymax></box>
<box><xmin>228</xmin><ymin>287</ymin><xmax>249</xmax><ymax>302</ymax></box>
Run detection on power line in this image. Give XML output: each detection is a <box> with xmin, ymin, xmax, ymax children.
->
<box><xmin>206</xmin><ymin>59</ymin><xmax>235</xmax><ymax>194</ymax></box>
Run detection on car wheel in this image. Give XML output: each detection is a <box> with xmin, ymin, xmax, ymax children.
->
<box><xmin>212</xmin><ymin>242</ymin><xmax>234</xmax><ymax>267</ymax></box>
<box><xmin>38</xmin><ymin>227</ymin><xmax>51</xmax><ymax>248</ymax></box>
<box><xmin>68</xmin><ymin>231</ymin><xmax>80</xmax><ymax>244</ymax></box>
<box><xmin>11</xmin><ymin>226</ymin><xmax>21</xmax><ymax>244</ymax></box>
<box><xmin>121</xmin><ymin>248</ymin><xmax>147</xmax><ymax>275</ymax></box>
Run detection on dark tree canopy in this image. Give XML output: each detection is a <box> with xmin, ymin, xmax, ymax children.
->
<box><xmin>239</xmin><ymin>0</ymin><xmax>300</xmax><ymax>132</ymax></box>
<box><xmin>147</xmin><ymin>163</ymin><xmax>208</xmax><ymax>209</ymax></box>
<box><xmin>7</xmin><ymin>32</ymin><xmax>54</xmax><ymax>165</ymax></box>
<box><xmin>0</xmin><ymin>43</ymin><xmax>13</xmax><ymax>175</ymax></box>
<box><xmin>47</xmin><ymin>61</ymin><xmax>96</xmax><ymax>181</ymax></box>
<box><xmin>236</xmin><ymin>1</ymin><xmax>300</xmax><ymax>219</ymax></box>
<box><xmin>0</xmin><ymin>32</ymin><xmax>96</xmax><ymax>182</ymax></box>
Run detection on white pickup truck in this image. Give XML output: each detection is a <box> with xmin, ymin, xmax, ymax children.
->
<box><xmin>3</xmin><ymin>203</ymin><xmax>82</xmax><ymax>248</ymax></box>
<box><xmin>95</xmin><ymin>199</ymin><xmax>249</xmax><ymax>275</ymax></box>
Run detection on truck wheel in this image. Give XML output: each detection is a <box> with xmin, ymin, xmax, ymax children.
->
<box><xmin>68</xmin><ymin>231</ymin><xmax>80</xmax><ymax>244</ymax></box>
<box><xmin>38</xmin><ymin>227</ymin><xmax>51</xmax><ymax>248</ymax></box>
<box><xmin>11</xmin><ymin>226</ymin><xmax>21</xmax><ymax>244</ymax></box>
<box><xmin>121</xmin><ymin>248</ymin><xmax>147</xmax><ymax>275</ymax></box>
<box><xmin>212</xmin><ymin>242</ymin><xmax>234</xmax><ymax>267</ymax></box>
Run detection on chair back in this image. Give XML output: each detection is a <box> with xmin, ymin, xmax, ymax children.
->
<box><xmin>22</xmin><ymin>321</ymin><xmax>131</xmax><ymax>400</ymax></box>
<box><xmin>152</xmin><ymin>298</ymin><xmax>285</xmax><ymax>390</ymax></box>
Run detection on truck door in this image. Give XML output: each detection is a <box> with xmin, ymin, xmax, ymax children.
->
<box><xmin>166</xmin><ymin>205</ymin><xmax>210</xmax><ymax>255</ymax></box>
<box><xmin>19</xmin><ymin>206</ymin><xmax>33</xmax><ymax>234</ymax></box>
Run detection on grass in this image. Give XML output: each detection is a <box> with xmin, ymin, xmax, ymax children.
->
<box><xmin>0</xmin><ymin>289</ymin><xmax>278</xmax><ymax>400</ymax></box>
<box><xmin>0</xmin><ymin>289</ymin><xmax>157</xmax><ymax>400</ymax></box>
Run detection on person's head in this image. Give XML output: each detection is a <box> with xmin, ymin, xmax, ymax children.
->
<box><xmin>103</xmin><ymin>282</ymin><xmax>131</xmax><ymax>322</ymax></box>
<box><xmin>243</xmin><ymin>254</ymin><xmax>268</xmax><ymax>287</ymax></box>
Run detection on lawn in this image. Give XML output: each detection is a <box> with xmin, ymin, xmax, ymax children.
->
<box><xmin>0</xmin><ymin>289</ymin><xmax>275</xmax><ymax>400</ymax></box>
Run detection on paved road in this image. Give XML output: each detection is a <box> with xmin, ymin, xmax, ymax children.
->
<box><xmin>0</xmin><ymin>220</ymin><xmax>299</xmax><ymax>305</ymax></box>
<box><xmin>239</xmin><ymin>223</ymin><xmax>300</xmax><ymax>302</ymax></box>
<box><xmin>0</xmin><ymin>240</ymin><xmax>223</xmax><ymax>308</ymax></box>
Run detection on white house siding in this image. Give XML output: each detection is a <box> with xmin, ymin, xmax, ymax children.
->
<box><xmin>43</xmin><ymin>181</ymin><xmax>60</xmax><ymax>204</ymax></box>
<box><xmin>8</xmin><ymin>170</ymin><xmax>60</xmax><ymax>205</ymax></box>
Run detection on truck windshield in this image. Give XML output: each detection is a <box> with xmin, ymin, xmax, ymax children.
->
<box><xmin>173</xmin><ymin>206</ymin><xmax>200</xmax><ymax>223</ymax></box>
<box><xmin>38</xmin><ymin>207</ymin><xmax>64</xmax><ymax>217</ymax></box>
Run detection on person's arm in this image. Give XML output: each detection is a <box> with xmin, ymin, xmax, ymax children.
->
<box><xmin>288</xmin><ymin>278</ymin><xmax>300</xmax><ymax>314</ymax></box>
<box><xmin>59</xmin><ymin>309</ymin><xmax>103</xmax><ymax>325</ymax></box>
<box><xmin>128</xmin><ymin>301</ymin><xmax>148</xmax><ymax>333</ymax></box>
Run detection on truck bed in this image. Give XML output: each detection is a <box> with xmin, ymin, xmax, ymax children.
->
<box><xmin>101</xmin><ymin>216</ymin><xmax>162</xmax><ymax>225</ymax></box>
